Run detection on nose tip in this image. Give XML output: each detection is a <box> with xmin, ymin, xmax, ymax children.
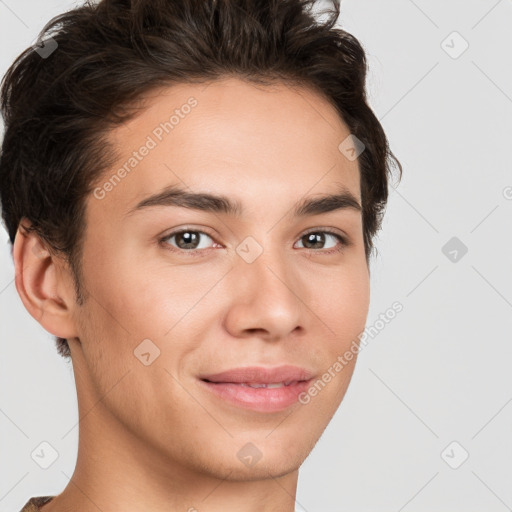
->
<box><xmin>223</xmin><ymin>253</ymin><xmax>305</xmax><ymax>341</ymax></box>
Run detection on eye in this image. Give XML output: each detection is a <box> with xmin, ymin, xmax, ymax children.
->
<box><xmin>160</xmin><ymin>228</ymin><xmax>216</xmax><ymax>253</ymax></box>
<box><xmin>294</xmin><ymin>229</ymin><xmax>349</xmax><ymax>254</ymax></box>
<box><xmin>159</xmin><ymin>227</ymin><xmax>350</xmax><ymax>256</ymax></box>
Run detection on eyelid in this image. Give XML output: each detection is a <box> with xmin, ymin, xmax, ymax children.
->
<box><xmin>301</xmin><ymin>226</ymin><xmax>349</xmax><ymax>242</ymax></box>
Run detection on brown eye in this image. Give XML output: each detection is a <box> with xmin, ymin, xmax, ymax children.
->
<box><xmin>295</xmin><ymin>230</ymin><xmax>348</xmax><ymax>253</ymax></box>
<box><xmin>159</xmin><ymin>227</ymin><xmax>349</xmax><ymax>257</ymax></box>
<box><xmin>161</xmin><ymin>229</ymin><xmax>215</xmax><ymax>252</ymax></box>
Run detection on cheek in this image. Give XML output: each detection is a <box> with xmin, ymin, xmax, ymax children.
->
<box><xmin>301</xmin><ymin>266</ymin><xmax>369</xmax><ymax>416</ymax></box>
<box><xmin>79</xmin><ymin>239</ymin><xmax>170</xmax><ymax>334</ymax></box>
<box><xmin>313</xmin><ymin>262</ymin><xmax>370</xmax><ymax>340</ymax></box>
<box><xmin>122</xmin><ymin>261</ymin><xmax>227</xmax><ymax>340</ymax></box>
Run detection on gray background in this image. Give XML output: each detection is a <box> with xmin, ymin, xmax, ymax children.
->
<box><xmin>1</xmin><ymin>0</ymin><xmax>511</xmax><ymax>510</ymax></box>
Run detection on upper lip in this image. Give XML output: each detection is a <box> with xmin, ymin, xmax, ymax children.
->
<box><xmin>199</xmin><ymin>365</ymin><xmax>315</xmax><ymax>384</ymax></box>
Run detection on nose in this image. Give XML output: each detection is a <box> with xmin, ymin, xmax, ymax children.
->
<box><xmin>222</xmin><ymin>246</ymin><xmax>306</xmax><ymax>341</ymax></box>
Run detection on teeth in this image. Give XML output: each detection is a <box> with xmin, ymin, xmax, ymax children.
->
<box><xmin>239</xmin><ymin>381</ymin><xmax>297</xmax><ymax>388</ymax></box>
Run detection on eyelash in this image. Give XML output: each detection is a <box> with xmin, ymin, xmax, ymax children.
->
<box><xmin>158</xmin><ymin>227</ymin><xmax>350</xmax><ymax>257</ymax></box>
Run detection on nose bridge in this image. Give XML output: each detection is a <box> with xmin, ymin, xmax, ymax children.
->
<box><xmin>237</xmin><ymin>233</ymin><xmax>296</xmax><ymax>296</ymax></box>
<box><xmin>225</xmin><ymin>235</ymin><xmax>305</xmax><ymax>338</ymax></box>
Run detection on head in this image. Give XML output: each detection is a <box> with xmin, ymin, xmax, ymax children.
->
<box><xmin>1</xmin><ymin>0</ymin><xmax>401</xmax><ymax>482</ymax></box>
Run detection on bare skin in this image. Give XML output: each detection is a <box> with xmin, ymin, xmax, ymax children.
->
<box><xmin>14</xmin><ymin>77</ymin><xmax>370</xmax><ymax>512</ymax></box>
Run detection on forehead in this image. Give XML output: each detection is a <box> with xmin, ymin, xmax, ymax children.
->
<box><xmin>90</xmin><ymin>77</ymin><xmax>361</xmax><ymax>220</ymax></box>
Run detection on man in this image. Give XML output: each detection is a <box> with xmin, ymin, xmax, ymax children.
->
<box><xmin>0</xmin><ymin>0</ymin><xmax>402</xmax><ymax>510</ymax></box>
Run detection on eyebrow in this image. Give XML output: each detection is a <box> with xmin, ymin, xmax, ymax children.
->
<box><xmin>125</xmin><ymin>183</ymin><xmax>362</xmax><ymax>218</ymax></box>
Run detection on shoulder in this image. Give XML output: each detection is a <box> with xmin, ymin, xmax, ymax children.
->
<box><xmin>19</xmin><ymin>496</ymin><xmax>54</xmax><ymax>512</ymax></box>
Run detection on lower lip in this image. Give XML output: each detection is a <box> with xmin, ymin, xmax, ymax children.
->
<box><xmin>198</xmin><ymin>379</ymin><xmax>313</xmax><ymax>413</ymax></box>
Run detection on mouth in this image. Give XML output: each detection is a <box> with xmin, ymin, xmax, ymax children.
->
<box><xmin>201</xmin><ymin>380</ymin><xmax>302</xmax><ymax>388</ymax></box>
<box><xmin>197</xmin><ymin>365</ymin><xmax>315</xmax><ymax>412</ymax></box>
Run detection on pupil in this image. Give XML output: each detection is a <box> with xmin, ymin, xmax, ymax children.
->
<box><xmin>305</xmin><ymin>233</ymin><xmax>324</xmax><ymax>249</ymax></box>
<box><xmin>177</xmin><ymin>231</ymin><xmax>199</xmax><ymax>249</ymax></box>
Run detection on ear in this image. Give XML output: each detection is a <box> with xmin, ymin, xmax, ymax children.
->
<box><xmin>12</xmin><ymin>220</ymin><xmax>80</xmax><ymax>339</ymax></box>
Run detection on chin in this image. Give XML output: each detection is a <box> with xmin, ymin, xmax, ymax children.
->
<box><xmin>219</xmin><ymin>456</ymin><xmax>304</xmax><ymax>482</ymax></box>
<box><xmin>229</xmin><ymin>437</ymin><xmax>312</xmax><ymax>480</ymax></box>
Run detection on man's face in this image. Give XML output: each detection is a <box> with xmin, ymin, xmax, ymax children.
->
<box><xmin>70</xmin><ymin>77</ymin><xmax>370</xmax><ymax>480</ymax></box>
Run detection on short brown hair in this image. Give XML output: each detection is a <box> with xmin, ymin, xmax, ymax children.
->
<box><xmin>0</xmin><ymin>0</ymin><xmax>402</xmax><ymax>358</ymax></box>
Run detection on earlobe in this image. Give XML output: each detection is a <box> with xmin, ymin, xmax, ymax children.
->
<box><xmin>12</xmin><ymin>221</ymin><xmax>79</xmax><ymax>339</ymax></box>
